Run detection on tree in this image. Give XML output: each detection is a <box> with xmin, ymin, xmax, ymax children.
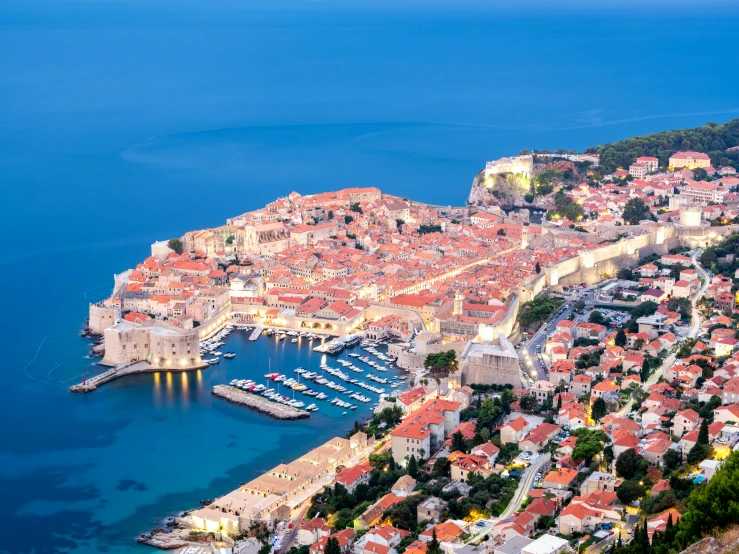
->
<box><xmin>450</xmin><ymin>431</ymin><xmax>467</xmax><ymax>453</ymax></box>
<box><xmin>571</xmin><ymin>428</ymin><xmax>608</xmax><ymax>461</ymax></box>
<box><xmin>168</xmin><ymin>238</ymin><xmax>184</xmax><ymax>254</ymax></box>
<box><xmin>591</xmin><ymin>397</ymin><xmax>607</xmax><ymax>422</ymax></box>
<box><xmin>615</xmin><ymin>328</ymin><xmax>627</xmax><ymax>348</ymax></box>
<box><xmin>476</xmin><ymin>399</ymin><xmax>502</xmax><ymax>432</ymax></box>
<box><xmin>327</xmin><ymin>210</ymin><xmax>334</xmax><ymax>220</ymax></box>
<box><xmin>258</xmin><ymin>544</ymin><xmax>271</xmax><ymax>554</ymax></box>
<box><xmin>344</xmin><ymin>215</ymin><xmax>354</xmax><ymax>225</ymax></box>
<box><xmin>573</xmin><ymin>300</ymin><xmax>586</xmax><ymax>312</ymax></box>
<box><xmin>663</xmin><ymin>448</ymin><xmax>683</xmax><ymax>471</ymax></box>
<box><xmin>350</xmin><ymin>202</ymin><xmax>363</xmax><ymax>213</ymax></box>
<box><xmin>615</xmin><ymin>449</ymin><xmax>647</xmax><ymax>479</ymax></box>
<box><xmin>427</xmin><ymin>530</ymin><xmax>442</xmax><ymax>554</ymax></box>
<box><xmin>631</xmin><ymin>301</ymin><xmax>659</xmax><ymax>319</ymax></box>
<box><xmin>616</xmin><ymin>479</ymin><xmax>645</xmax><ymax>505</ymax></box>
<box><xmin>701</xmin><ymin>248</ymin><xmax>718</xmax><ymax>269</ymax></box>
<box><xmin>518</xmin><ymin>296</ymin><xmax>564</xmax><ymax>327</ymax></box>
<box><xmin>678</xmin><ymin>450</ymin><xmax>739</xmax><ymax>545</ymax></box>
<box><xmin>519</xmin><ymin>395</ymin><xmax>538</xmax><ymax>412</ymax></box>
<box><xmin>325</xmin><ymin>538</ymin><xmax>341</xmax><ymax>554</ymax></box>
<box><xmin>497</xmin><ymin>228</ymin><xmax>506</xmax><ymax>236</ymax></box>
<box><xmin>697</xmin><ymin>418</ymin><xmax>709</xmax><ymax>445</ymax></box>
<box><xmin>623</xmin><ymin>197</ymin><xmax>653</xmax><ymax>225</ymax></box>
<box><xmin>687</xmin><ymin>419</ymin><xmax>712</xmax><ymax>465</ymax></box>
<box><xmin>535</xmin><ymin>261</ymin><xmax>541</xmax><ymax>274</ymax></box>
<box><xmin>424</xmin><ymin>350</ymin><xmax>458</xmax><ymax>377</ymax></box>
<box><xmin>431</xmin><ymin>457</ymin><xmax>451</xmax><ymax>478</ymax></box>
<box><xmin>617</xmin><ymin>268</ymin><xmax>634</xmax><ymax>280</ymax></box>
<box><xmin>589</xmin><ymin>310</ymin><xmax>606</xmax><ymax>325</ymax></box>
<box><xmin>407</xmin><ymin>455</ymin><xmax>418</xmax><ymax>478</ymax></box>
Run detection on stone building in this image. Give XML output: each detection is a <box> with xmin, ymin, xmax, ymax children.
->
<box><xmin>243</xmin><ymin>222</ymin><xmax>290</xmax><ymax>257</ymax></box>
<box><xmin>102</xmin><ymin>320</ymin><xmax>201</xmax><ymax>368</ymax></box>
<box><xmin>459</xmin><ymin>333</ymin><xmax>520</xmax><ymax>387</ymax></box>
<box><xmin>88</xmin><ymin>303</ymin><xmax>121</xmax><ymax>334</ymax></box>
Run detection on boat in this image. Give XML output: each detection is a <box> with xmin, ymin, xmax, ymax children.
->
<box><xmin>224</xmin><ymin>352</ymin><xmax>236</xmax><ymax>359</ymax></box>
<box><xmin>291</xmin><ymin>338</ymin><xmax>298</xmax><ymax>343</ymax></box>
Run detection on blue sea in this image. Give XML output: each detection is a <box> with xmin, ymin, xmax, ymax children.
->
<box><xmin>1</xmin><ymin>1</ymin><xmax>738</xmax><ymax>552</ymax></box>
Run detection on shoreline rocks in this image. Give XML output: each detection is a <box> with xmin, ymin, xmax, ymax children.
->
<box><xmin>212</xmin><ymin>385</ymin><xmax>310</xmax><ymax>419</ymax></box>
<box><xmin>70</xmin><ymin>383</ymin><xmax>97</xmax><ymax>393</ymax></box>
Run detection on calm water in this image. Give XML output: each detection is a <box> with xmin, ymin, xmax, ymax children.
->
<box><xmin>1</xmin><ymin>1</ymin><xmax>739</xmax><ymax>552</ymax></box>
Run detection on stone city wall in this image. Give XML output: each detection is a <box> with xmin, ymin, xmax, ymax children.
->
<box><xmin>478</xmin><ymin>295</ymin><xmax>520</xmax><ymax>341</ymax></box>
<box><xmin>88</xmin><ymin>303</ymin><xmax>120</xmax><ymax>335</ymax></box>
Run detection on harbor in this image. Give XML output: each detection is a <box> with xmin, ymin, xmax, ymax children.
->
<box><xmin>210</xmin><ymin>327</ymin><xmax>408</xmax><ymax>417</ymax></box>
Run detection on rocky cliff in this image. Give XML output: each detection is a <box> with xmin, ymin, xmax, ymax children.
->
<box><xmin>467</xmin><ymin>169</ymin><xmax>551</xmax><ymax>211</ymax></box>
<box><xmin>680</xmin><ymin>529</ymin><xmax>739</xmax><ymax>554</ymax></box>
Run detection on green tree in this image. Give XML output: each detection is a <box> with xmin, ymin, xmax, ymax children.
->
<box><xmin>687</xmin><ymin>419</ymin><xmax>712</xmax><ymax>465</ymax></box>
<box><xmin>616</xmin><ymin>479</ymin><xmax>645</xmax><ymax>505</ymax></box>
<box><xmin>431</xmin><ymin>457</ymin><xmax>451</xmax><ymax>478</ymax></box>
<box><xmin>519</xmin><ymin>395</ymin><xmax>538</xmax><ymax>412</ymax></box>
<box><xmin>450</xmin><ymin>431</ymin><xmax>467</xmax><ymax>453</ymax></box>
<box><xmin>589</xmin><ymin>310</ymin><xmax>606</xmax><ymax>325</ymax></box>
<box><xmin>476</xmin><ymin>399</ymin><xmax>502</xmax><ymax>430</ymax></box>
<box><xmin>327</xmin><ymin>210</ymin><xmax>334</xmax><ymax>220</ymax></box>
<box><xmin>427</xmin><ymin>530</ymin><xmax>442</xmax><ymax>554</ymax></box>
<box><xmin>168</xmin><ymin>238</ymin><xmax>184</xmax><ymax>254</ymax></box>
<box><xmin>407</xmin><ymin>455</ymin><xmax>418</xmax><ymax>478</ymax></box>
<box><xmin>631</xmin><ymin>301</ymin><xmax>659</xmax><ymax>319</ymax></box>
<box><xmin>678</xmin><ymin>450</ymin><xmax>739</xmax><ymax>545</ymax></box>
<box><xmin>615</xmin><ymin>328</ymin><xmax>627</xmax><ymax>347</ymax></box>
<box><xmin>623</xmin><ymin>197</ymin><xmax>653</xmax><ymax>225</ymax></box>
<box><xmin>344</xmin><ymin>215</ymin><xmax>354</xmax><ymax>224</ymax></box>
<box><xmin>571</xmin><ymin>428</ymin><xmax>608</xmax><ymax>461</ymax></box>
<box><xmin>518</xmin><ymin>296</ymin><xmax>564</xmax><ymax>327</ymax></box>
<box><xmin>591</xmin><ymin>397</ymin><xmax>607</xmax><ymax>422</ymax></box>
<box><xmin>424</xmin><ymin>350</ymin><xmax>458</xmax><ymax>377</ymax></box>
<box><xmin>663</xmin><ymin>449</ymin><xmax>683</xmax><ymax>471</ymax></box>
<box><xmin>535</xmin><ymin>261</ymin><xmax>541</xmax><ymax>274</ymax></box>
<box><xmin>701</xmin><ymin>248</ymin><xmax>718</xmax><ymax>269</ymax></box>
<box><xmin>325</xmin><ymin>537</ymin><xmax>341</xmax><ymax>554</ymax></box>
<box><xmin>573</xmin><ymin>300</ymin><xmax>586</xmax><ymax>312</ymax></box>
<box><xmin>615</xmin><ymin>449</ymin><xmax>647</xmax><ymax>479</ymax></box>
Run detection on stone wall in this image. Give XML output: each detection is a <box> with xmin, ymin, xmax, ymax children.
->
<box><xmin>88</xmin><ymin>303</ymin><xmax>120</xmax><ymax>334</ymax></box>
<box><xmin>460</xmin><ymin>334</ymin><xmax>520</xmax><ymax>387</ymax></box>
<box><xmin>537</xmin><ymin>223</ymin><xmax>710</xmax><ymax>291</ymax></box>
<box><xmin>102</xmin><ymin>322</ymin><xmax>201</xmax><ymax>368</ymax></box>
<box><xmin>478</xmin><ymin>295</ymin><xmax>520</xmax><ymax>340</ymax></box>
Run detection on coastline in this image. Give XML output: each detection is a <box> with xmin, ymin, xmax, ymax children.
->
<box><xmin>212</xmin><ymin>385</ymin><xmax>310</xmax><ymax>419</ymax></box>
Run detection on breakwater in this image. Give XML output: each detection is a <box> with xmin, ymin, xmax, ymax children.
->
<box><xmin>212</xmin><ymin>385</ymin><xmax>310</xmax><ymax>419</ymax></box>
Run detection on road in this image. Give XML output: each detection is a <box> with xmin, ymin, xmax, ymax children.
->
<box><xmin>586</xmin><ymin>514</ymin><xmax>638</xmax><ymax>554</ymax></box>
<box><xmin>466</xmin><ymin>453</ymin><xmax>551</xmax><ymax>544</ymax></box>
<box><xmin>613</xmin><ymin>249</ymin><xmax>709</xmax><ymax>418</ymax></box>
<box><xmin>520</xmin><ymin>298</ymin><xmax>580</xmax><ymax>381</ymax></box>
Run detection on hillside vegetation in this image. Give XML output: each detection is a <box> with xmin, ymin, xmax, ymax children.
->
<box><xmin>590</xmin><ymin>119</ymin><xmax>739</xmax><ymax>173</ymax></box>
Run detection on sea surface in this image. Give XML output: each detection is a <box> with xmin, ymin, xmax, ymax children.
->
<box><xmin>1</xmin><ymin>1</ymin><xmax>739</xmax><ymax>552</ymax></box>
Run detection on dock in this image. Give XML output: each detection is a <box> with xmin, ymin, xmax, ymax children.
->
<box><xmin>212</xmin><ymin>385</ymin><xmax>309</xmax><ymax>419</ymax></box>
<box><xmin>249</xmin><ymin>325</ymin><xmax>263</xmax><ymax>341</ymax></box>
<box><xmin>69</xmin><ymin>360</ymin><xmax>208</xmax><ymax>393</ymax></box>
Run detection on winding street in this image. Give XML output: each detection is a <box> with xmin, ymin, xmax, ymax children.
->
<box><xmin>466</xmin><ymin>453</ymin><xmax>551</xmax><ymax>544</ymax></box>
<box><xmin>614</xmin><ymin>248</ymin><xmax>709</xmax><ymax>418</ymax></box>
